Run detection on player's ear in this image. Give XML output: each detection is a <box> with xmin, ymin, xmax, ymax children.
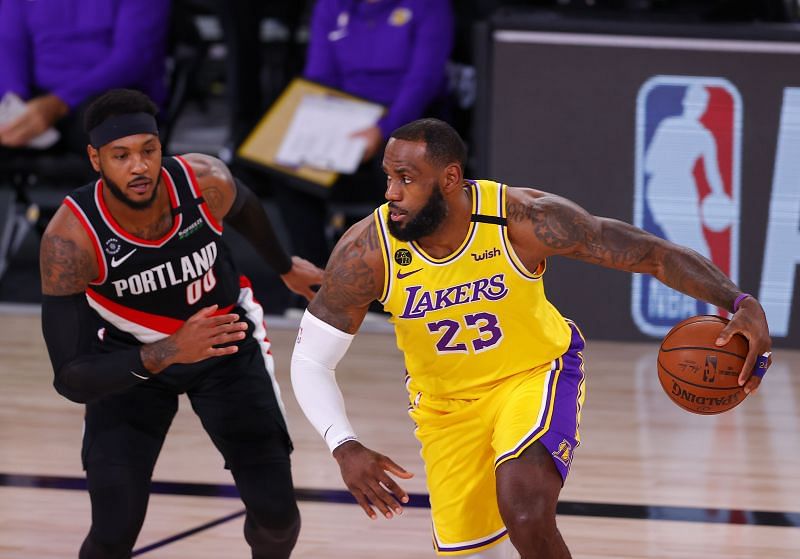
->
<box><xmin>87</xmin><ymin>145</ymin><xmax>101</xmax><ymax>172</ymax></box>
<box><xmin>440</xmin><ymin>162</ymin><xmax>463</xmax><ymax>195</ymax></box>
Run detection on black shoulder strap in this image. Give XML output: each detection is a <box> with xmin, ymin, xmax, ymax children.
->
<box><xmin>162</xmin><ymin>156</ymin><xmax>205</xmax><ymax>214</ymax></box>
<box><xmin>471</xmin><ymin>214</ymin><xmax>507</xmax><ymax>226</ymax></box>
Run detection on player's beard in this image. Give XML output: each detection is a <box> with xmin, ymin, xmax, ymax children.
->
<box><xmin>101</xmin><ymin>171</ymin><xmax>159</xmax><ymax>210</ymax></box>
<box><xmin>388</xmin><ymin>184</ymin><xmax>447</xmax><ymax>242</ymax></box>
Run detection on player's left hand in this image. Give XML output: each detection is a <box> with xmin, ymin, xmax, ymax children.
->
<box><xmin>350</xmin><ymin>126</ymin><xmax>383</xmax><ymax>162</ymax></box>
<box><xmin>0</xmin><ymin>94</ymin><xmax>68</xmax><ymax>147</ymax></box>
<box><xmin>332</xmin><ymin>440</ymin><xmax>413</xmax><ymax>520</ymax></box>
<box><xmin>280</xmin><ymin>256</ymin><xmax>323</xmax><ymax>300</ymax></box>
<box><xmin>715</xmin><ymin>295</ymin><xmax>772</xmax><ymax>395</ymax></box>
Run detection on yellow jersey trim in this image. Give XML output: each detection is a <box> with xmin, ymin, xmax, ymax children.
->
<box><xmin>499</xmin><ymin>184</ymin><xmax>546</xmax><ymax>280</ymax></box>
<box><xmin>410</xmin><ymin>181</ymin><xmax>480</xmax><ymax>265</ymax></box>
<box><xmin>374</xmin><ymin>209</ymin><xmax>393</xmax><ymax>304</ymax></box>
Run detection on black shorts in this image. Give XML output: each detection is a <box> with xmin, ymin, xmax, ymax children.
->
<box><xmin>81</xmin><ymin>341</ymin><xmax>292</xmax><ymax>473</ymax></box>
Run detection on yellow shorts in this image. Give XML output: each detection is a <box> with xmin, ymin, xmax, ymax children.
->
<box><xmin>407</xmin><ymin>322</ymin><xmax>586</xmax><ymax>556</ymax></box>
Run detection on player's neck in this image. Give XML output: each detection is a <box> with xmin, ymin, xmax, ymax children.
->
<box><xmin>102</xmin><ymin>178</ymin><xmax>171</xmax><ymax>237</ymax></box>
<box><xmin>415</xmin><ymin>186</ymin><xmax>473</xmax><ymax>258</ymax></box>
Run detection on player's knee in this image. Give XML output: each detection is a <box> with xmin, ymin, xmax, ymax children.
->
<box><xmin>248</xmin><ymin>496</ymin><xmax>301</xmax><ymax>533</ymax></box>
<box><xmin>234</xmin><ymin>462</ymin><xmax>298</xmax><ymax>531</ymax></box>
<box><xmin>502</xmin><ymin>499</ymin><xmax>557</xmax><ymax>541</ymax></box>
<box><xmin>245</xmin><ymin>505</ymin><xmax>300</xmax><ymax>559</ymax></box>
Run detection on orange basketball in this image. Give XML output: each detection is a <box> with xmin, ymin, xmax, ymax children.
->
<box><xmin>657</xmin><ymin>315</ymin><xmax>748</xmax><ymax>415</ymax></box>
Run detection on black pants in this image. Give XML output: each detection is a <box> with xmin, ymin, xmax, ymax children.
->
<box><xmin>78</xmin><ymin>344</ymin><xmax>300</xmax><ymax>559</ymax></box>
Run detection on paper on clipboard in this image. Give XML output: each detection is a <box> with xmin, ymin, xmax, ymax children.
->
<box><xmin>0</xmin><ymin>92</ymin><xmax>60</xmax><ymax>149</ymax></box>
<box><xmin>275</xmin><ymin>94</ymin><xmax>383</xmax><ymax>174</ymax></box>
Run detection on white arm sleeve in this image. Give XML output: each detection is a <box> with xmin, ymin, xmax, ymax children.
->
<box><xmin>290</xmin><ymin>310</ymin><xmax>357</xmax><ymax>453</ymax></box>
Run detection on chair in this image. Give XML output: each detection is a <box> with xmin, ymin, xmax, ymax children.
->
<box><xmin>0</xmin><ymin>2</ymin><xmax>212</xmax><ymax>282</ymax></box>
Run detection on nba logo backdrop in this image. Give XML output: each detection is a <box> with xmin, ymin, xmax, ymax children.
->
<box><xmin>632</xmin><ymin>76</ymin><xmax>742</xmax><ymax>337</ymax></box>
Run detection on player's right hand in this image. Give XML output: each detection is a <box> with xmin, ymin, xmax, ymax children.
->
<box><xmin>167</xmin><ymin>304</ymin><xmax>248</xmax><ymax>364</ymax></box>
<box><xmin>332</xmin><ymin>440</ymin><xmax>413</xmax><ymax>520</ymax></box>
<box><xmin>142</xmin><ymin>305</ymin><xmax>249</xmax><ymax>374</ymax></box>
<box><xmin>715</xmin><ymin>295</ymin><xmax>772</xmax><ymax>395</ymax></box>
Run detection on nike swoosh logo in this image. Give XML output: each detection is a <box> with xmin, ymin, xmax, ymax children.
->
<box><xmin>396</xmin><ymin>268</ymin><xmax>423</xmax><ymax>279</ymax></box>
<box><xmin>110</xmin><ymin>249</ymin><xmax>137</xmax><ymax>268</ymax></box>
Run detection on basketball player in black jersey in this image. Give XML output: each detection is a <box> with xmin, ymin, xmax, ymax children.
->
<box><xmin>38</xmin><ymin>89</ymin><xmax>321</xmax><ymax>559</ymax></box>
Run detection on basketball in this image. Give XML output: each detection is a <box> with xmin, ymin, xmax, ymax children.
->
<box><xmin>657</xmin><ymin>315</ymin><xmax>748</xmax><ymax>415</ymax></box>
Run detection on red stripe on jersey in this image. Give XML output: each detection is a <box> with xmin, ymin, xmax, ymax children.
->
<box><xmin>174</xmin><ymin>155</ymin><xmax>223</xmax><ymax>235</ymax></box>
<box><xmin>63</xmin><ymin>196</ymin><xmax>108</xmax><ymax>285</ymax></box>
<box><xmin>86</xmin><ymin>287</ymin><xmax>234</xmax><ymax>334</ymax></box>
<box><xmin>238</xmin><ymin>275</ymin><xmax>272</xmax><ymax>353</ymax></box>
<box><xmin>94</xmin><ymin>170</ymin><xmax>182</xmax><ymax>247</ymax></box>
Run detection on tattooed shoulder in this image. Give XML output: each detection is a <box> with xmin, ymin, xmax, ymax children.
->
<box><xmin>507</xmin><ymin>194</ymin><xmax>588</xmax><ymax>251</ymax></box>
<box><xmin>201</xmin><ymin>184</ymin><xmax>225</xmax><ymax>215</ymax></box>
<box><xmin>39</xmin><ymin>207</ymin><xmax>97</xmax><ymax>295</ymax></box>
<box><xmin>40</xmin><ymin>234</ymin><xmax>95</xmax><ymax>296</ymax></box>
<box><xmin>506</xmin><ymin>189</ymin><xmax>657</xmax><ymax>269</ymax></box>
<box><xmin>308</xmin><ymin>218</ymin><xmax>383</xmax><ymax>333</ymax></box>
<box><xmin>183</xmin><ymin>153</ymin><xmax>214</xmax><ymax>178</ymax></box>
<box><xmin>184</xmin><ymin>153</ymin><xmax>234</xmax><ymax>219</ymax></box>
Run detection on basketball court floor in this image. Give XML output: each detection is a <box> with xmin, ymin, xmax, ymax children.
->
<box><xmin>1</xmin><ymin>307</ymin><xmax>798</xmax><ymax>558</ymax></box>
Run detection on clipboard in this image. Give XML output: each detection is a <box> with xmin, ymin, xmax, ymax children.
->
<box><xmin>236</xmin><ymin>78</ymin><xmax>385</xmax><ymax>195</ymax></box>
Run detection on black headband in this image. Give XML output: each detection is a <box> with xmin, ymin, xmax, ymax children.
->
<box><xmin>89</xmin><ymin>112</ymin><xmax>159</xmax><ymax>148</ymax></box>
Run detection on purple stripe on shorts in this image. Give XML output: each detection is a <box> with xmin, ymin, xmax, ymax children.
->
<box><xmin>495</xmin><ymin>323</ymin><xmax>586</xmax><ymax>481</ymax></box>
<box><xmin>435</xmin><ymin>527</ymin><xmax>508</xmax><ymax>553</ymax></box>
<box><xmin>539</xmin><ymin>323</ymin><xmax>586</xmax><ymax>481</ymax></box>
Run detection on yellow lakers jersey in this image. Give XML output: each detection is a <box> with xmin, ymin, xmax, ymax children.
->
<box><xmin>374</xmin><ymin>180</ymin><xmax>572</xmax><ymax>399</ymax></box>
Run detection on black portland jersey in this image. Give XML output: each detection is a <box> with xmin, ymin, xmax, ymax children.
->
<box><xmin>64</xmin><ymin>156</ymin><xmax>242</xmax><ymax>345</ymax></box>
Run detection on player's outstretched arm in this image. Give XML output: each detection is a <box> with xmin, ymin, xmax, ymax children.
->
<box><xmin>292</xmin><ymin>218</ymin><xmax>412</xmax><ymax>519</ymax></box>
<box><xmin>40</xmin><ymin>207</ymin><xmax>248</xmax><ymax>403</ymax></box>
<box><xmin>506</xmin><ymin>188</ymin><xmax>771</xmax><ymax>393</ymax></box>
<box><xmin>184</xmin><ymin>153</ymin><xmax>323</xmax><ymax>299</ymax></box>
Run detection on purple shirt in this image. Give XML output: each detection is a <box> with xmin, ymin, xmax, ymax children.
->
<box><xmin>304</xmin><ymin>0</ymin><xmax>454</xmax><ymax>138</ymax></box>
<box><xmin>0</xmin><ymin>0</ymin><xmax>170</xmax><ymax>110</ymax></box>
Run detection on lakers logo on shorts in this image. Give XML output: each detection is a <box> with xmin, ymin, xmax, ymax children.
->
<box><xmin>552</xmin><ymin>439</ymin><xmax>573</xmax><ymax>467</ymax></box>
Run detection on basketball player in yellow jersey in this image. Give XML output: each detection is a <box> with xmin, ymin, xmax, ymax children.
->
<box><xmin>290</xmin><ymin>119</ymin><xmax>772</xmax><ymax>558</ymax></box>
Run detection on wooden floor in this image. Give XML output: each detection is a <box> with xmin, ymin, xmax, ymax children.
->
<box><xmin>1</xmin><ymin>308</ymin><xmax>798</xmax><ymax>558</ymax></box>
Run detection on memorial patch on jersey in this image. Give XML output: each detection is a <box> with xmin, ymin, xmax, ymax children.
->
<box><xmin>394</xmin><ymin>248</ymin><xmax>413</xmax><ymax>266</ymax></box>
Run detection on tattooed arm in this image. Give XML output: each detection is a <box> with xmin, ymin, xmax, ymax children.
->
<box><xmin>293</xmin><ymin>219</ymin><xmax>410</xmax><ymax>520</ymax></box>
<box><xmin>506</xmin><ymin>187</ymin><xmax>771</xmax><ymax>392</ymax></box>
<box><xmin>184</xmin><ymin>152</ymin><xmax>323</xmax><ymax>299</ymax></box>
<box><xmin>308</xmin><ymin>217</ymin><xmax>385</xmax><ymax>333</ymax></box>
<box><xmin>39</xmin><ymin>206</ymin><xmax>243</xmax><ymax>403</ymax></box>
<box><xmin>183</xmin><ymin>152</ymin><xmax>237</xmax><ymax>221</ymax></box>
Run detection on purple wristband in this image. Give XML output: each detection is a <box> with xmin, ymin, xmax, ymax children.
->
<box><xmin>732</xmin><ymin>293</ymin><xmax>752</xmax><ymax>313</ymax></box>
<box><xmin>752</xmin><ymin>353</ymin><xmax>771</xmax><ymax>379</ymax></box>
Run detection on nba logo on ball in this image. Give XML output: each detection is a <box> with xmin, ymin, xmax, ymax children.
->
<box><xmin>632</xmin><ymin>75</ymin><xmax>742</xmax><ymax>337</ymax></box>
